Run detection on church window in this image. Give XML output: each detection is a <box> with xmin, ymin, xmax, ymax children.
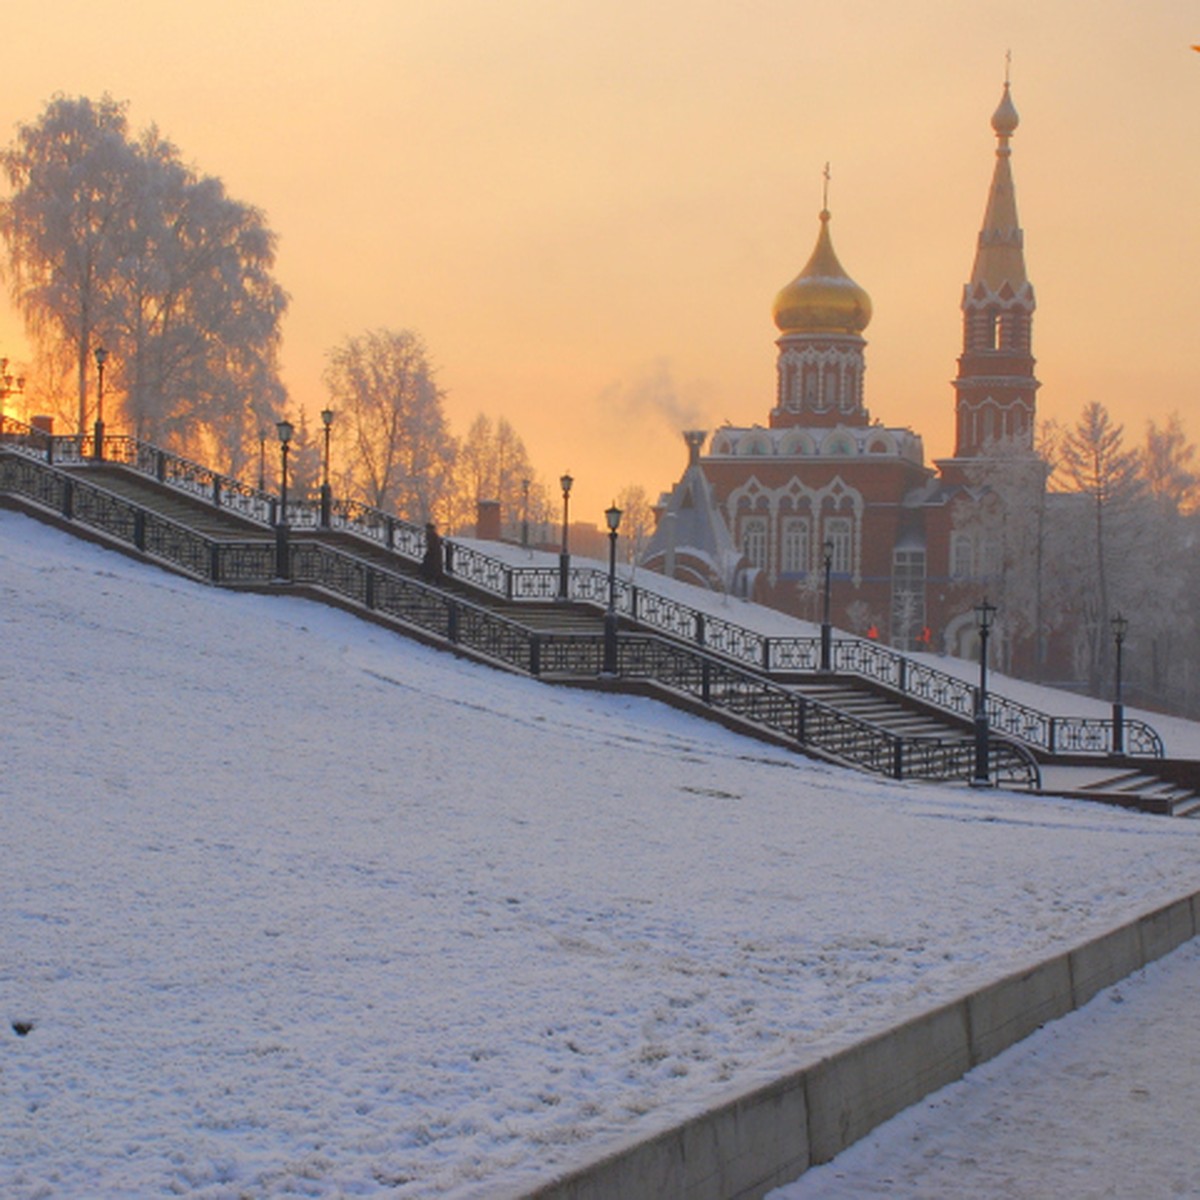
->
<box><xmin>825</xmin><ymin>366</ymin><xmax>840</xmax><ymax>409</ymax></box>
<box><xmin>742</xmin><ymin>517</ymin><xmax>768</xmax><ymax>569</ymax></box>
<box><xmin>891</xmin><ymin>549</ymin><xmax>927</xmax><ymax>651</ymax></box>
<box><xmin>983</xmin><ymin>311</ymin><xmax>1000</xmax><ymax>350</ymax></box>
<box><xmin>825</xmin><ymin>516</ymin><xmax>852</xmax><ymax>574</ymax></box>
<box><xmin>950</xmin><ymin>533</ymin><xmax>974</xmax><ymax>580</ymax></box>
<box><xmin>780</xmin><ymin>517</ymin><xmax>810</xmax><ymax>575</ymax></box>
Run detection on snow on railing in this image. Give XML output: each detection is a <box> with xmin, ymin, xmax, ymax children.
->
<box><xmin>1</xmin><ymin>417</ymin><xmax>1160</xmax><ymax>761</ymax></box>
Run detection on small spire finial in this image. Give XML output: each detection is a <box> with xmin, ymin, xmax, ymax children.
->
<box><xmin>1005</xmin><ymin>49</ymin><xmax>1012</xmax><ymax>86</ymax></box>
<box><xmin>822</xmin><ymin>162</ymin><xmax>831</xmax><ymax>213</ymax></box>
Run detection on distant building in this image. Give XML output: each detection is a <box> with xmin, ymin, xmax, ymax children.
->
<box><xmin>643</xmin><ymin>82</ymin><xmax>1044</xmax><ymax>664</ymax></box>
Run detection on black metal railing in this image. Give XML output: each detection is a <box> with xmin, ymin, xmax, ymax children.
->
<box><xmin>0</xmin><ymin>416</ymin><xmax>1161</xmax><ymax>761</ymax></box>
<box><xmin>0</xmin><ymin>445</ymin><xmax>1045</xmax><ymax>791</ymax></box>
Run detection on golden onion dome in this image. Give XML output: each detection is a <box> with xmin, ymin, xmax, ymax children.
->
<box><xmin>773</xmin><ymin>210</ymin><xmax>872</xmax><ymax>335</ymax></box>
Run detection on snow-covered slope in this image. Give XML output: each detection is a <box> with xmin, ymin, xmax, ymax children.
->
<box><xmin>3</xmin><ymin>510</ymin><xmax>1199</xmax><ymax>1198</ymax></box>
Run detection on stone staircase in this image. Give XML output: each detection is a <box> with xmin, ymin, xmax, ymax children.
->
<box><xmin>1037</xmin><ymin>764</ymin><xmax>1200</xmax><ymax>818</ymax></box>
<box><xmin>7</xmin><ymin>441</ymin><xmax>1198</xmax><ymax>815</ymax></box>
<box><xmin>798</xmin><ymin>680</ymin><xmax>964</xmax><ymax>740</ymax></box>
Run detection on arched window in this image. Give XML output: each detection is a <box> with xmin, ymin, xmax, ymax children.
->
<box><xmin>780</xmin><ymin>516</ymin><xmax>810</xmax><ymax>575</ymax></box>
<box><xmin>824</xmin><ymin>516</ymin><xmax>852</xmax><ymax>574</ymax></box>
<box><xmin>950</xmin><ymin>532</ymin><xmax>973</xmax><ymax>580</ymax></box>
<box><xmin>742</xmin><ymin>516</ymin><xmax>768</xmax><ymax>569</ymax></box>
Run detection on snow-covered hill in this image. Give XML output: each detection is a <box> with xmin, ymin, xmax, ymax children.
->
<box><xmin>3</xmin><ymin>510</ymin><xmax>1198</xmax><ymax>1198</ymax></box>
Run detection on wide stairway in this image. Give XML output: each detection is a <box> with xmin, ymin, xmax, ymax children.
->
<box><xmin>3</xmin><ymin>424</ymin><xmax>1196</xmax><ymax>815</ymax></box>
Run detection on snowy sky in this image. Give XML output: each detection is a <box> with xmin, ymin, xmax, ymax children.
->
<box><xmin>1</xmin><ymin>2</ymin><xmax>1198</xmax><ymax>520</ymax></box>
<box><xmin>4</xmin><ymin>508</ymin><xmax>1200</xmax><ymax>1197</ymax></box>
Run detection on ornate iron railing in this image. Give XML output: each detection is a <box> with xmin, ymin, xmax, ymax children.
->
<box><xmin>0</xmin><ymin>446</ymin><xmax>1044</xmax><ymax>791</ymax></box>
<box><xmin>0</xmin><ymin>417</ymin><xmax>1160</xmax><ymax>760</ymax></box>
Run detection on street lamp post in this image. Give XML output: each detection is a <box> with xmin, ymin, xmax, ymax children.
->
<box><xmin>320</xmin><ymin>408</ymin><xmax>335</xmax><ymax>527</ymax></box>
<box><xmin>972</xmin><ymin>597</ymin><xmax>996</xmax><ymax>786</ymax></box>
<box><xmin>558</xmin><ymin>472</ymin><xmax>573</xmax><ymax>599</ymax></box>
<box><xmin>603</xmin><ymin>503</ymin><xmax>623</xmax><ymax>673</ymax></box>
<box><xmin>521</xmin><ymin>478</ymin><xmax>530</xmax><ymax>549</ymax></box>
<box><xmin>0</xmin><ymin>358</ymin><xmax>25</xmax><ymax>438</ymax></box>
<box><xmin>275</xmin><ymin>419</ymin><xmax>294</xmax><ymax>580</ymax></box>
<box><xmin>93</xmin><ymin>347</ymin><xmax>108</xmax><ymax>460</ymax></box>
<box><xmin>820</xmin><ymin>538</ymin><xmax>834</xmax><ymax>672</ymax></box>
<box><xmin>1111</xmin><ymin>612</ymin><xmax>1128</xmax><ymax>756</ymax></box>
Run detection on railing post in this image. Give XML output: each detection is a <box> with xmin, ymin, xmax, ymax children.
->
<box><xmin>505</xmin><ymin>568</ymin><xmax>514</xmax><ymax>602</ymax></box>
<box><xmin>447</xmin><ymin>601</ymin><xmax>460</xmax><ymax>643</ymax></box>
<box><xmin>898</xmin><ymin>656</ymin><xmax>908</xmax><ymax>694</ymax></box>
<box><xmin>386</xmin><ymin>517</ymin><xmax>396</xmax><ymax>550</ymax></box>
<box><xmin>762</xmin><ymin>639</ymin><xmax>771</xmax><ymax>672</ymax></box>
<box><xmin>530</xmin><ymin>634</ymin><xmax>542</xmax><ymax>676</ymax></box>
<box><xmin>701</xmin><ymin>658</ymin><xmax>711</xmax><ymax>704</ymax></box>
<box><xmin>46</xmin><ymin>436</ymin><xmax>54</xmax><ymax>466</ymax></box>
<box><xmin>630</xmin><ymin>585</ymin><xmax>638</xmax><ymax>622</ymax></box>
<box><xmin>156</xmin><ymin>450</ymin><xmax>167</xmax><ymax>482</ymax></box>
<box><xmin>212</xmin><ymin>476</ymin><xmax>221</xmax><ymax>507</ymax></box>
<box><xmin>893</xmin><ymin>738</ymin><xmax>904</xmax><ymax>780</ymax></box>
<box><xmin>209</xmin><ymin>544</ymin><xmax>221</xmax><ymax>583</ymax></box>
<box><xmin>695</xmin><ymin>612</ymin><xmax>706</xmax><ymax>647</ymax></box>
<box><xmin>444</xmin><ymin>542</ymin><xmax>455</xmax><ymax>576</ymax></box>
<box><xmin>1048</xmin><ymin>716</ymin><xmax>1057</xmax><ymax>756</ymax></box>
<box><xmin>796</xmin><ymin>696</ymin><xmax>807</xmax><ymax>744</ymax></box>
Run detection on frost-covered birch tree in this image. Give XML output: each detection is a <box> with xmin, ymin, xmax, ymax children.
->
<box><xmin>0</xmin><ymin>94</ymin><xmax>288</xmax><ymax>469</ymax></box>
<box><xmin>0</xmin><ymin>95</ymin><xmax>135</xmax><ymax>436</ymax></box>
<box><xmin>951</xmin><ymin>435</ymin><xmax>1054</xmax><ymax>673</ymax></box>
<box><xmin>454</xmin><ymin>414</ymin><xmax>541</xmax><ymax>537</ymax></box>
<box><xmin>323</xmin><ymin>328</ymin><xmax>457</xmax><ymax>525</ymax></box>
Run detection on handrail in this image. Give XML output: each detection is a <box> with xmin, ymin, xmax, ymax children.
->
<box><xmin>0</xmin><ymin>445</ymin><xmax>1042</xmax><ymax>791</ymax></box>
<box><xmin>0</xmin><ymin>416</ymin><xmax>1160</xmax><ymax>760</ymax></box>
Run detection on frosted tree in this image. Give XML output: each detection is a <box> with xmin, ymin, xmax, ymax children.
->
<box><xmin>1143</xmin><ymin>412</ymin><xmax>1198</xmax><ymax>515</ymax></box>
<box><xmin>1053</xmin><ymin>402</ymin><xmax>1147</xmax><ymax>688</ymax></box>
<box><xmin>615</xmin><ymin>484</ymin><xmax>654</xmax><ymax>572</ymax></box>
<box><xmin>113</xmin><ymin>129</ymin><xmax>287</xmax><ymax>472</ymax></box>
<box><xmin>454</xmin><ymin>414</ymin><xmax>539</xmax><ymax>538</ymax></box>
<box><xmin>951</xmin><ymin>434</ymin><xmax>1054</xmax><ymax>674</ymax></box>
<box><xmin>323</xmin><ymin>328</ymin><xmax>457</xmax><ymax>525</ymax></box>
<box><xmin>0</xmin><ymin>95</ymin><xmax>136</xmax><ymax>436</ymax></box>
<box><xmin>0</xmin><ymin>95</ymin><xmax>288</xmax><ymax>467</ymax></box>
<box><xmin>1136</xmin><ymin>414</ymin><xmax>1199</xmax><ymax>705</ymax></box>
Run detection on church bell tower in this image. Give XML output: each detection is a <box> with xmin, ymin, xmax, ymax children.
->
<box><xmin>952</xmin><ymin>81</ymin><xmax>1039</xmax><ymax>457</ymax></box>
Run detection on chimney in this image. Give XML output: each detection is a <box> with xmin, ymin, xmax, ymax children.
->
<box><xmin>683</xmin><ymin>430</ymin><xmax>707</xmax><ymax>467</ymax></box>
<box><xmin>475</xmin><ymin>498</ymin><xmax>502</xmax><ymax>541</ymax></box>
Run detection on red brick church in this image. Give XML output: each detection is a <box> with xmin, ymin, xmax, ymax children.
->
<box><xmin>643</xmin><ymin>81</ymin><xmax>1040</xmax><ymax>661</ymax></box>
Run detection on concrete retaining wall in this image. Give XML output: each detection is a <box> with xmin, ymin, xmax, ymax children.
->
<box><xmin>523</xmin><ymin>890</ymin><xmax>1199</xmax><ymax>1200</ymax></box>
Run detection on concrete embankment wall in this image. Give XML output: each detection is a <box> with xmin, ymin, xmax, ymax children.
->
<box><xmin>522</xmin><ymin>891</ymin><xmax>1199</xmax><ymax>1200</ymax></box>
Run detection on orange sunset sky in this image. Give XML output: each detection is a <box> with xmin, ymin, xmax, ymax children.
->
<box><xmin>2</xmin><ymin>1</ymin><xmax>1198</xmax><ymax>525</ymax></box>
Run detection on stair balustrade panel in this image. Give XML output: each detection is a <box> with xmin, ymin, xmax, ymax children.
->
<box><xmin>902</xmin><ymin>661</ymin><xmax>978</xmax><ymax>720</ymax></box>
<box><xmin>138</xmin><ymin>512</ymin><xmax>213</xmax><ymax>579</ymax></box>
<box><xmin>215</xmin><ymin>542</ymin><xmax>277</xmax><ymax>583</ymax></box>
<box><xmin>442</xmin><ymin>542</ymin><xmax>515</xmax><ymax>598</ymax></box>
<box><xmin>760</xmin><ymin>638</ymin><xmax>823</xmax><ymax>672</ymax></box>
<box><xmin>290</xmin><ymin>542</ymin><xmax>372</xmax><ymax>607</ymax></box>
<box><xmin>539</xmin><ymin>636</ymin><xmax>605</xmax><ymax>675</ymax></box>
<box><xmin>621</xmin><ymin>587</ymin><xmax>708</xmax><ymax>640</ymax></box>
